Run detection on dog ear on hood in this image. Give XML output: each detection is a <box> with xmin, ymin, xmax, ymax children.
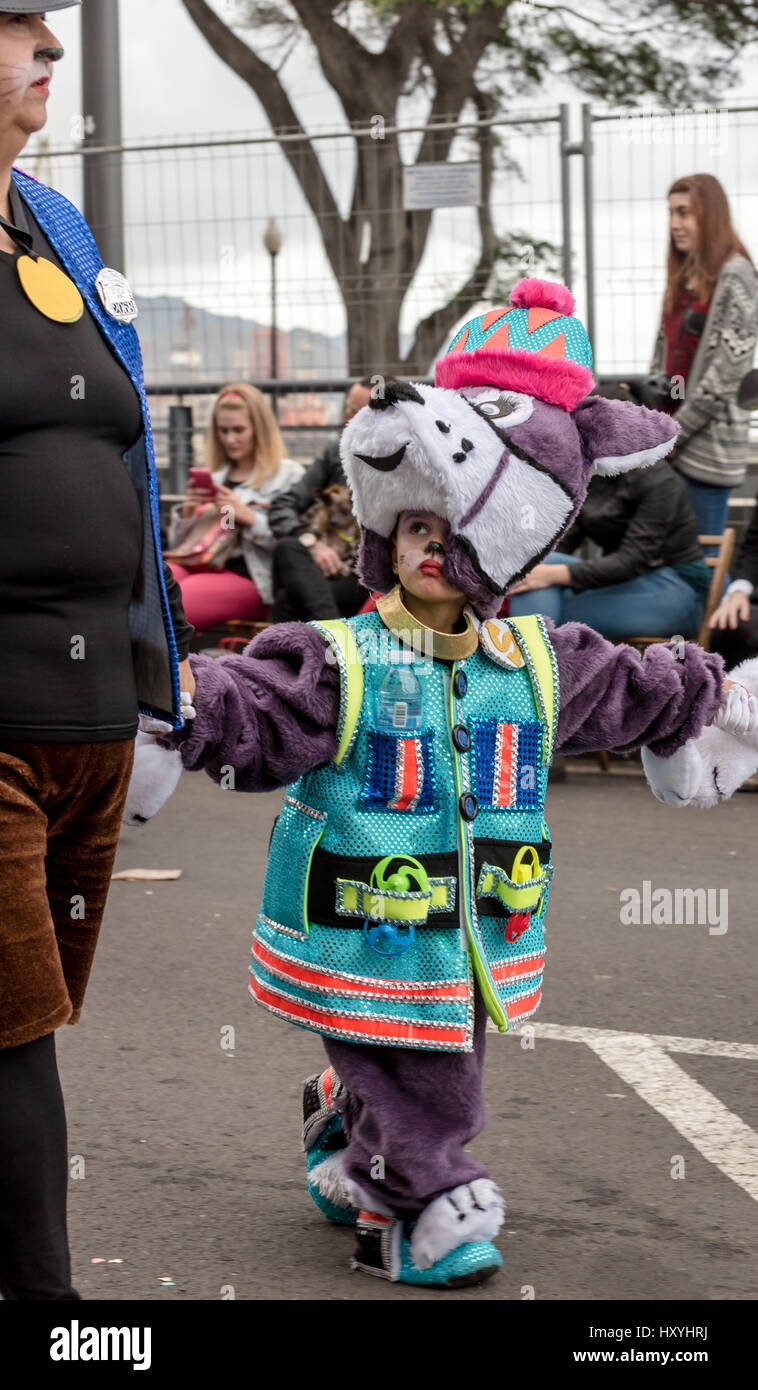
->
<box><xmin>572</xmin><ymin>395</ymin><xmax>679</xmax><ymax>477</ymax></box>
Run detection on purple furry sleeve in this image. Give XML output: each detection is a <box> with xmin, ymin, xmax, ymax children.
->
<box><xmin>160</xmin><ymin>624</ymin><xmax>339</xmax><ymax>790</ymax></box>
<box><xmin>548</xmin><ymin>621</ymin><xmax>725</xmax><ymax>757</ymax></box>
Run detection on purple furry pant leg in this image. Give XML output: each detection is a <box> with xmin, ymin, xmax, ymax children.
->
<box><xmin>322</xmin><ymin>987</ymin><xmax>490</xmax><ymax>1217</ymax></box>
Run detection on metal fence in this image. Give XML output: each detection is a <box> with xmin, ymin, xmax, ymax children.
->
<box><xmin>21</xmin><ymin>101</ymin><xmax>758</xmax><ymax>505</ymax></box>
<box><xmin>23</xmin><ymin>101</ymin><xmax>758</xmax><ymax>373</ymax></box>
<box><xmin>588</xmin><ymin>103</ymin><xmax>758</xmax><ymax>379</ymax></box>
<box><xmin>18</xmin><ymin>106</ymin><xmax>565</xmax><ymax>385</ymax></box>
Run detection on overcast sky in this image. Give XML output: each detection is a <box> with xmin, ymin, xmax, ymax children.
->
<box><xmin>22</xmin><ymin>0</ymin><xmax>758</xmax><ymax>374</ymax></box>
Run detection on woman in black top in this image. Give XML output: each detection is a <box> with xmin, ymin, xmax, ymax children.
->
<box><xmin>0</xmin><ymin>175</ymin><xmax>196</xmax><ymax>736</ymax></box>
<box><xmin>0</xmin><ymin>5</ymin><xmax>193</xmax><ymax>1301</ymax></box>
<box><xmin>509</xmin><ymin>455</ymin><xmax>711</xmax><ymax>639</ymax></box>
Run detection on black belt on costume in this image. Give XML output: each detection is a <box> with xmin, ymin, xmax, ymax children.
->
<box><xmin>307</xmin><ymin>838</ymin><xmax>552</xmax><ymax>929</ymax></box>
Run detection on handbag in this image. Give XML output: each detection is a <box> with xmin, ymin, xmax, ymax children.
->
<box><xmin>163</xmin><ymin>504</ymin><xmax>237</xmax><ymax>572</ymax></box>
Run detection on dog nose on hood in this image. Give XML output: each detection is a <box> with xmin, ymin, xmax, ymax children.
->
<box><xmin>368</xmin><ymin>381</ymin><xmax>425</xmax><ymax>411</ymax></box>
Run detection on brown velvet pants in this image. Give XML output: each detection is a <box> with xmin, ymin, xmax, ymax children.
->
<box><xmin>0</xmin><ymin>739</ymin><xmax>135</xmax><ymax>1049</ymax></box>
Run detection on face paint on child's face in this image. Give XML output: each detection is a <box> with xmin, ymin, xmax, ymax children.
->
<box><xmin>393</xmin><ymin>511</ymin><xmax>463</xmax><ymax>602</ymax></box>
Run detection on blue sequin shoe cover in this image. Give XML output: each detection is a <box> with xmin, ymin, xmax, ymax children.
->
<box><xmin>303</xmin><ymin>1068</ymin><xmax>358</xmax><ymax>1226</ymax></box>
<box><xmin>352</xmin><ymin>1210</ymin><xmax>502</xmax><ymax>1287</ymax></box>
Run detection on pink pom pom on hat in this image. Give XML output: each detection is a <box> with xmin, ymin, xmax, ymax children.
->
<box><xmin>434</xmin><ymin>276</ymin><xmax>595</xmax><ymax>412</ymax></box>
<box><xmin>509</xmin><ymin>277</ymin><xmax>576</xmax><ymax>313</ymax></box>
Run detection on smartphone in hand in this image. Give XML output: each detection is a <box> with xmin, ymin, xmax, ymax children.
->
<box><xmin>188</xmin><ymin>468</ymin><xmax>218</xmax><ymax>496</ymax></box>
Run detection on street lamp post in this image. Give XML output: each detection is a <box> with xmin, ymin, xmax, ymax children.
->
<box><xmin>263</xmin><ymin>219</ymin><xmax>282</xmax><ymax>383</ymax></box>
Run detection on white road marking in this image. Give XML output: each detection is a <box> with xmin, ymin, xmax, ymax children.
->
<box><xmin>488</xmin><ymin>1019</ymin><xmax>758</xmax><ymax>1061</ymax></box>
<box><xmin>585</xmin><ymin>1033</ymin><xmax>758</xmax><ymax>1205</ymax></box>
<box><xmin>648</xmin><ymin>1033</ymin><xmax>758</xmax><ymax>1061</ymax></box>
<box><xmin>488</xmin><ymin>1020</ymin><xmax>758</xmax><ymax>1203</ymax></box>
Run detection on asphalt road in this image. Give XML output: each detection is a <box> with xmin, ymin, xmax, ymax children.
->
<box><xmin>57</xmin><ymin>761</ymin><xmax>758</xmax><ymax>1302</ymax></box>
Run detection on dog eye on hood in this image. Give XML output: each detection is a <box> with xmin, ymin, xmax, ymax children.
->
<box><xmin>464</xmin><ymin>390</ymin><xmax>534</xmax><ymax>428</ymax></box>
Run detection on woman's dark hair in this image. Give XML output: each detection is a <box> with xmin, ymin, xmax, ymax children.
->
<box><xmin>665</xmin><ymin>173</ymin><xmax>753</xmax><ymax>312</ymax></box>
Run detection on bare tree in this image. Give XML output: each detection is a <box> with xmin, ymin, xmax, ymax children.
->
<box><xmin>181</xmin><ymin>0</ymin><xmax>753</xmax><ymax>374</ymax></box>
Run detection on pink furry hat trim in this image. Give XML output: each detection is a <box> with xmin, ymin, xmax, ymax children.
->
<box><xmin>435</xmin><ymin>346</ymin><xmax>595</xmax><ymax>412</ymax></box>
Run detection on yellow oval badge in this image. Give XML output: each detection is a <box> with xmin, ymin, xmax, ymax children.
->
<box><xmin>16</xmin><ymin>254</ymin><xmax>84</xmax><ymax>324</ymax></box>
<box><xmin>481</xmin><ymin>618</ymin><xmax>525</xmax><ymax>668</ymax></box>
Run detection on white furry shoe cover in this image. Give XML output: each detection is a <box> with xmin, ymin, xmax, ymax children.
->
<box><xmin>309</xmin><ymin>1150</ymin><xmax>392</xmax><ymax>1214</ymax></box>
<box><xmin>307</xmin><ymin>1150</ymin><xmax>392</xmax><ymax>1226</ymax></box>
<box><xmin>410</xmin><ymin>1180</ymin><xmax>505</xmax><ymax>1269</ymax></box>
<box><xmin>308</xmin><ymin>1150</ymin><xmax>355</xmax><ymax>1208</ymax></box>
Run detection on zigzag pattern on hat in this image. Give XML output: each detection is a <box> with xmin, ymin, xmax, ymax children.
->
<box><xmin>436</xmin><ymin>277</ymin><xmax>595</xmax><ymax>411</ymax></box>
<box><xmin>448</xmin><ymin>304</ymin><xmax>592</xmax><ymax>366</ymax></box>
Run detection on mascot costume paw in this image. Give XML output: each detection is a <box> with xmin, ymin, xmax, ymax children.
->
<box><xmin>643</xmin><ymin>657</ymin><xmax>758</xmax><ymax>807</ymax></box>
<box><xmin>121</xmin><ymin>696</ymin><xmax>195</xmax><ymax>828</ymax></box>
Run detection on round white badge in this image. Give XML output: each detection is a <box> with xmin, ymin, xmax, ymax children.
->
<box><xmin>95</xmin><ymin>267</ymin><xmax>138</xmax><ymax>324</ymax></box>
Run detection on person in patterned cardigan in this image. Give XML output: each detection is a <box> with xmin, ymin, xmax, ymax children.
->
<box><xmin>650</xmin><ymin>173</ymin><xmax>758</xmax><ymax>536</ymax></box>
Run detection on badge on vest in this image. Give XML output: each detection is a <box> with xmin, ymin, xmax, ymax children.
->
<box><xmin>95</xmin><ymin>267</ymin><xmax>138</xmax><ymax>324</ymax></box>
<box><xmin>480</xmin><ymin>619</ymin><xmax>525</xmax><ymax>669</ymax></box>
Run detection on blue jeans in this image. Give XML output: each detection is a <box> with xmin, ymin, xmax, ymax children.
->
<box><xmin>679</xmin><ymin>475</ymin><xmax>731</xmax><ymax>557</ymax></box>
<box><xmin>509</xmin><ymin>553</ymin><xmax>705</xmax><ymax>639</ymax></box>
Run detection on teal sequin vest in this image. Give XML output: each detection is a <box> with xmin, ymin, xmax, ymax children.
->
<box><xmin>250</xmin><ymin>609</ymin><xmax>558</xmax><ymax>1052</ymax></box>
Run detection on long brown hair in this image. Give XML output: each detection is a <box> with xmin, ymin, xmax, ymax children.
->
<box><xmin>205</xmin><ymin>382</ymin><xmax>285</xmax><ymax>485</ymax></box>
<box><xmin>664</xmin><ymin>173</ymin><xmax>752</xmax><ymax>312</ymax></box>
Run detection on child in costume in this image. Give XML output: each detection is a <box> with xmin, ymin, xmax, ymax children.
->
<box><xmin>153</xmin><ymin>279</ymin><xmax>758</xmax><ymax>1287</ymax></box>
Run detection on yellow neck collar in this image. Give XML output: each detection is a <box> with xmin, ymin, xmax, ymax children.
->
<box><xmin>375</xmin><ymin>584</ymin><xmax>479</xmax><ymax>661</ymax></box>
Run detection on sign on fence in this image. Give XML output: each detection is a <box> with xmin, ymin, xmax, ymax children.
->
<box><xmin>402</xmin><ymin>160</ymin><xmax>481</xmax><ymax>211</ymax></box>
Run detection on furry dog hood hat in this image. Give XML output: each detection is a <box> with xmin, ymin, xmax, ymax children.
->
<box><xmin>341</xmin><ymin>277</ymin><xmax>679</xmax><ymax>617</ymax></box>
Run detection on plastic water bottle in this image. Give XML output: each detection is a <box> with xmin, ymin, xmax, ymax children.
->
<box><xmin>376</xmin><ymin>665</ymin><xmax>423</xmax><ymax>734</ymax></box>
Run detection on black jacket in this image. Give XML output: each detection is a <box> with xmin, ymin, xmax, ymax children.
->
<box><xmin>162</xmin><ymin>562</ymin><xmax>194</xmax><ymax>659</ymax></box>
<box><xmin>563</xmin><ymin>459</ymin><xmax>705</xmax><ymax>591</ymax></box>
<box><xmin>268</xmin><ymin>440</ymin><xmax>346</xmax><ymax>539</ymax></box>
<box><xmin>734</xmin><ymin>486</ymin><xmax>758</xmax><ymax>589</ymax></box>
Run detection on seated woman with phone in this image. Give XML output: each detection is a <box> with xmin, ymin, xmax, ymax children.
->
<box><xmin>165</xmin><ymin>383</ymin><xmax>303</xmax><ymax>631</ymax></box>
